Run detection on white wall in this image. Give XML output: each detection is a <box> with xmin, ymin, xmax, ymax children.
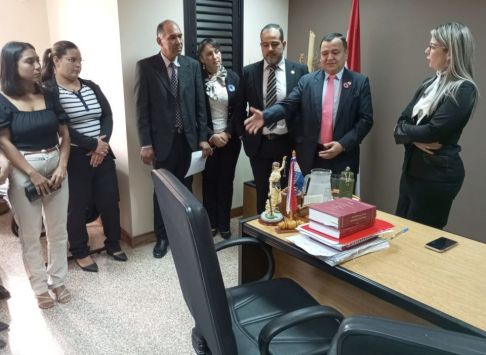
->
<box><xmin>231</xmin><ymin>0</ymin><xmax>290</xmax><ymax>208</ymax></box>
<box><xmin>0</xmin><ymin>0</ymin><xmax>51</xmax><ymax>56</ymax></box>
<box><xmin>45</xmin><ymin>0</ymin><xmax>131</xmax><ymax>232</ymax></box>
<box><xmin>117</xmin><ymin>0</ymin><xmax>184</xmax><ymax>236</ymax></box>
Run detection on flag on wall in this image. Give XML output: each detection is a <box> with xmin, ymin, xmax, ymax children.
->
<box><xmin>346</xmin><ymin>0</ymin><xmax>360</xmax><ymax>73</ymax></box>
<box><xmin>347</xmin><ymin>0</ymin><xmax>361</xmax><ymax>196</ymax></box>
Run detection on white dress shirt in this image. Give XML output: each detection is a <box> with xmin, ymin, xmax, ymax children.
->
<box><xmin>263</xmin><ymin>57</ymin><xmax>288</xmax><ymax>135</ymax></box>
<box><xmin>318</xmin><ymin>68</ymin><xmax>344</xmax><ymax>144</ymax></box>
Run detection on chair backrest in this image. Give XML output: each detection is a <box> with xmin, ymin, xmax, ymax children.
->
<box><xmin>152</xmin><ymin>169</ymin><xmax>238</xmax><ymax>355</ymax></box>
<box><xmin>328</xmin><ymin>315</ymin><xmax>486</xmax><ymax>355</ymax></box>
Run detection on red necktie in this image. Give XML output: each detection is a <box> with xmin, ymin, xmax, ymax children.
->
<box><xmin>320</xmin><ymin>74</ymin><xmax>336</xmax><ymax>144</ymax></box>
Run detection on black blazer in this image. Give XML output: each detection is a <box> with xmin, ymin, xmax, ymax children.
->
<box><xmin>201</xmin><ymin>69</ymin><xmax>239</xmax><ymax>139</ymax></box>
<box><xmin>233</xmin><ymin>59</ymin><xmax>308</xmax><ymax>158</ymax></box>
<box><xmin>394</xmin><ymin>79</ymin><xmax>477</xmax><ymax>182</ymax></box>
<box><xmin>134</xmin><ymin>53</ymin><xmax>207</xmax><ymax>162</ymax></box>
<box><xmin>43</xmin><ymin>77</ymin><xmax>115</xmax><ymax>158</ymax></box>
<box><xmin>263</xmin><ymin>68</ymin><xmax>373</xmax><ymax>176</ymax></box>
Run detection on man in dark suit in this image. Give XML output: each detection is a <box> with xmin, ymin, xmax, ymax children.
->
<box><xmin>245</xmin><ymin>33</ymin><xmax>373</xmax><ymax>178</ymax></box>
<box><xmin>234</xmin><ymin>24</ymin><xmax>308</xmax><ymax>214</ymax></box>
<box><xmin>134</xmin><ymin>20</ymin><xmax>211</xmax><ymax>258</ymax></box>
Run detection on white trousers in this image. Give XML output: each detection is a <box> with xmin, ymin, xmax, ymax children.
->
<box><xmin>8</xmin><ymin>149</ymin><xmax>68</xmax><ymax>295</ymax></box>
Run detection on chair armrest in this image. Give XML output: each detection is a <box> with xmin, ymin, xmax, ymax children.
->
<box><xmin>258</xmin><ymin>305</ymin><xmax>344</xmax><ymax>355</ymax></box>
<box><xmin>215</xmin><ymin>237</ymin><xmax>275</xmax><ymax>282</ymax></box>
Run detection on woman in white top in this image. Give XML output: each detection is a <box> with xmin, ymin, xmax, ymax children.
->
<box><xmin>198</xmin><ymin>39</ymin><xmax>241</xmax><ymax>239</ymax></box>
<box><xmin>394</xmin><ymin>22</ymin><xmax>478</xmax><ymax>229</ymax></box>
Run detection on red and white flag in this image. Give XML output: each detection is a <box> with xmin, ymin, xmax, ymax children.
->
<box><xmin>346</xmin><ymin>0</ymin><xmax>360</xmax><ymax>73</ymax></box>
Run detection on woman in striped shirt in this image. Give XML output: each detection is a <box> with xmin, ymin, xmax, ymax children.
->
<box><xmin>42</xmin><ymin>41</ymin><xmax>127</xmax><ymax>272</ymax></box>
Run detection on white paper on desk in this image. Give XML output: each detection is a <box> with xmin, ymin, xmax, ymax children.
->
<box><xmin>287</xmin><ymin>234</ymin><xmax>340</xmax><ymax>257</ymax></box>
<box><xmin>185</xmin><ymin>151</ymin><xmax>207</xmax><ymax>178</ymax></box>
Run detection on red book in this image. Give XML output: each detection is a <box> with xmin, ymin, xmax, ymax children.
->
<box><xmin>309</xmin><ymin>198</ymin><xmax>376</xmax><ymax>229</ymax></box>
<box><xmin>309</xmin><ymin>218</ymin><xmax>375</xmax><ymax>238</ymax></box>
<box><xmin>298</xmin><ymin>219</ymin><xmax>394</xmax><ymax>251</ymax></box>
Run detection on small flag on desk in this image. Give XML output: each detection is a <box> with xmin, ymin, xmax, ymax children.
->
<box><xmin>286</xmin><ymin>154</ymin><xmax>304</xmax><ymax>214</ymax></box>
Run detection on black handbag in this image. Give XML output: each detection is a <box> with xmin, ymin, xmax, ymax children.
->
<box><xmin>24</xmin><ymin>177</ymin><xmax>61</xmax><ymax>202</ymax></box>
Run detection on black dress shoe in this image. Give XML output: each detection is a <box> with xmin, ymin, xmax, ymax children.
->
<box><xmin>107</xmin><ymin>251</ymin><xmax>128</xmax><ymax>262</ymax></box>
<box><xmin>76</xmin><ymin>259</ymin><xmax>99</xmax><ymax>272</ymax></box>
<box><xmin>0</xmin><ymin>285</ymin><xmax>10</xmax><ymax>300</ymax></box>
<box><xmin>153</xmin><ymin>239</ymin><xmax>169</xmax><ymax>258</ymax></box>
<box><xmin>220</xmin><ymin>231</ymin><xmax>231</xmax><ymax>240</ymax></box>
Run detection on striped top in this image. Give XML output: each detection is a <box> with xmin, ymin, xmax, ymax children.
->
<box><xmin>58</xmin><ymin>84</ymin><xmax>101</xmax><ymax>146</ymax></box>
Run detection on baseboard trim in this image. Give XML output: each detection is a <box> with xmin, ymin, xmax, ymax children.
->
<box><xmin>121</xmin><ymin>228</ymin><xmax>156</xmax><ymax>248</ymax></box>
<box><xmin>121</xmin><ymin>206</ymin><xmax>243</xmax><ymax>248</ymax></box>
<box><xmin>230</xmin><ymin>206</ymin><xmax>243</xmax><ymax>219</ymax></box>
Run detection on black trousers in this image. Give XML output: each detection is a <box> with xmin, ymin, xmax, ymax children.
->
<box><xmin>67</xmin><ymin>147</ymin><xmax>121</xmax><ymax>259</ymax></box>
<box><xmin>396</xmin><ymin>172</ymin><xmax>464</xmax><ymax>230</ymax></box>
<box><xmin>202</xmin><ymin>137</ymin><xmax>241</xmax><ymax>232</ymax></box>
<box><xmin>153</xmin><ymin>131</ymin><xmax>193</xmax><ymax>243</ymax></box>
<box><xmin>249</xmin><ymin>135</ymin><xmax>292</xmax><ymax>214</ymax></box>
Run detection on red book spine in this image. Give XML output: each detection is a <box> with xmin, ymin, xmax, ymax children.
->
<box><xmin>339</xmin><ymin>207</ymin><xmax>376</xmax><ymax>229</ymax></box>
<box><xmin>339</xmin><ymin>218</ymin><xmax>375</xmax><ymax>237</ymax></box>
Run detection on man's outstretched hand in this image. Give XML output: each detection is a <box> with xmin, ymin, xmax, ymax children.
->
<box><xmin>244</xmin><ymin>107</ymin><xmax>265</xmax><ymax>135</ymax></box>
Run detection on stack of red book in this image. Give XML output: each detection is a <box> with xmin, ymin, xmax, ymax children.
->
<box><xmin>308</xmin><ymin>198</ymin><xmax>376</xmax><ymax>238</ymax></box>
<box><xmin>297</xmin><ymin>198</ymin><xmax>394</xmax><ymax>251</ymax></box>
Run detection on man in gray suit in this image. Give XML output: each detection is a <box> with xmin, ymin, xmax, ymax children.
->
<box><xmin>135</xmin><ymin>20</ymin><xmax>211</xmax><ymax>258</ymax></box>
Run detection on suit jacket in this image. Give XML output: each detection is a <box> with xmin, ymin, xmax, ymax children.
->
<box><xmin>43</xmin><ymin>77</ymin><xmax>115</xmax><ymax>158</ymax></box>
<box><xmin>233</xmin><ymin>59</ymin><xmax>308</xmax><ymax>158</ymax></box>
<box><xmin>394</xmin><ymin>79</ymin><xmax>476</xmax><ymax>182</ymax></box>
<box><xmin>263</xmin><ymin>68</ymin><xmax>373</xmax><ymax>175</ymax></box>
<box><xmin>134</xmin><ymin>53</ymin><xmax>207</xmax><ymax>162</ymax></box>
<box><xmin>202</xmin><ymin>69</ymin><xmax>239</xmax><ymax>139</ymax></box>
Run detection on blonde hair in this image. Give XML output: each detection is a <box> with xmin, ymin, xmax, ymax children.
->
<box><xmin>426</xmin><ymin>22</ymin><xmax>478</xmax><ymax>115</ymax></box>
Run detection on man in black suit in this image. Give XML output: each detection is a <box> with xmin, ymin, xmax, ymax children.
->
<box><xmin>234</xmin><ymin>24</ymin><xmax>308</xmax><ymax>214</ymax></box>
<box><xmin>245</xmin><ymin>33</ymin><xmax>373</xmax><ymax>178</ymax></box>
<box><xmin>134</xmin><ymin>20</ymin><xmax>212</xmax><ymax>258</ymax></box>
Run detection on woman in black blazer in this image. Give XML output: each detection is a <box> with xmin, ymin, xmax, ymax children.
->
<box><xmin>394</xmin><ymin>22</ymin><xmax>478</xmax><ymax>229</ymax></box>
<box><xmin>198</xmin><ymin>39</ymin><xmax>241</xmax><ymax>239</ymax></box>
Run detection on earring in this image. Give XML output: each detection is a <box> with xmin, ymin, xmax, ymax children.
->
<box><xmin>203</xmin><ymin>64</ymin><xmax>206</xmax><ymax>70</ymax></box>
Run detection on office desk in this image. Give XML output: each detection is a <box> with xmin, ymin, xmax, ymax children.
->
<box><xmin>239</xmin><ymin>211</ymin><xmax>486</xmax><ymax>338</ymax></box>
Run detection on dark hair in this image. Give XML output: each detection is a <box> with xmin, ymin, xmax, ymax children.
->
<box><xmin>157</xmin><ymin>20</ymin><xmax>179</xmax><ymax>37</ymax></box>
<box><xmin>320</xmin><ymin>33</ymin><xmax>347</xmax><ymax>50</ymax></box>
<box><xmin>197</xmin><ymin>38</ymin><xmax>221</xmax><ymax>59</ymax></box>
<box><xmin>41</xmin><ymin>40</ymin><xmax>78</xmax><ymax>82</ymax></box>
<box><xmin>260</xmin><ymin>24</ymin><xmax>284</xmax><ymax>42</ymax></box>
<box><xmin>0</xmin><ymin>41</ymin><xmax>41</xmax><ymax>96</ymax></box>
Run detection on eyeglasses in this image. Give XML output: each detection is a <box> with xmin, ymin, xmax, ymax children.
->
<box><xmin>63</xmin><ymin>57</ymin><xmax>84</xmax><ymax>64</ymax></box>
<box><xmin>428</xmin><ymin>43</ymin><xmax>447</xmax><ymax>51</ymax></box>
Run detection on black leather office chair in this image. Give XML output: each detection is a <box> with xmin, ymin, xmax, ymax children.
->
<box><xmin>327</xmin><ymin>315</ymin><xmax>486</xmax><ymax>355</ymax></box>
<box><xmin>152</xmin><ymin>169</ymin><xmax>344</xmax><ymax>355</ymax></box>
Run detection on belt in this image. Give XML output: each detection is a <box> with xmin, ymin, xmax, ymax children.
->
<box><xmin>23</xmin><ymin>146</ymin><xmax>58</xmax><ymax>156</ymax></box>
<box><xmin>263</xmin><ymin>133</ymin><xmax>288</xmax><ymax>140</ymax></box>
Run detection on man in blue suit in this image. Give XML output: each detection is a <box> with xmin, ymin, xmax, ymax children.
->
<box><xmin>244</xmin><ymin>33</ymin><xmax>373</xmax><ymax>176</ymax></box>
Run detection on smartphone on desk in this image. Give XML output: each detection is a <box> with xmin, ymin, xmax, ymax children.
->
<box><xmin>425</xmin><ymin>237</ymin><xmax>458</xmax><ymax>253</ymax></box>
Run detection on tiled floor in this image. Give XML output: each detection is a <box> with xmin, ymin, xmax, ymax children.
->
<box><xmin>0</xmin><ymin>212</ymin><xmax>239</xmax><ymax>355</ymax></box>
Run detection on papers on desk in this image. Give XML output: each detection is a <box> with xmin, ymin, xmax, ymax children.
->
<box><xmin>185</xmin><ymin>151</ymin><xmax>207</xmax><ymax>178</ymax></box>
<box><xmin>286</xmin><ymin>234</ymin><xmax>390</xmax><ymax>267</ymax></box>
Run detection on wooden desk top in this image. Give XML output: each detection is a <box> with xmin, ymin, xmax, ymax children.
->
<box><xmin>246</xmin><ymin>211</ymin><xmax>486</xmax><ymax>333</ymax></box>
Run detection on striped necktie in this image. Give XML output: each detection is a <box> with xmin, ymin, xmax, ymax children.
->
<box><xmin>169</xmin><ymin>62</ymin><xmax>183</xmax><ymax>129</ymax></box>
<box><xmin>266</xmin><ymin>64</ymin><xmax>278</xmax><ymax>130</ymax></box>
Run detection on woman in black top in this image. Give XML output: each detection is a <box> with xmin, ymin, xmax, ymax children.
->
<box><xmin>394</xmin><ymin>22</ymin><xmax>478</xmax><ymax>229</ymax></box>
<box><xmin>42</xmin><ymin>41</ymin><xmax>127</xmax><ymax>272</ymax></box>
<box><xmin>198</xmin><ymin>39</ymin><xmax>241</xmax><ymax>239</ymax></box>
<box><xmin>0</xmin><ymin>42</ymin><xmax>71</xmax><ymax>308</ymax></box>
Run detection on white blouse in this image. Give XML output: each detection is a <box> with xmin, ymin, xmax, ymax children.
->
<box><xmin>412</xmin><ymin>72</ymin><xmax>442</xmax><ymax>124</ymax></box>
<box><xmin>208</xmin><ymin>80</ymin><xmax>229</xmax><ymax>133</ymax></box>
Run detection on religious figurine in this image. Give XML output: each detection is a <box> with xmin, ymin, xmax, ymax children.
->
<box><xmin>259</xmin><ymin>156</ymin><xmax>286</xmax><ymax>225</ymax></box>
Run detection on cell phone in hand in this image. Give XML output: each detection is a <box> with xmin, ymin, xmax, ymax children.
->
<box><xmin>425</xmin><ymin>237</ymin><xmax>458</xmax><ymax>253</ymax></box>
